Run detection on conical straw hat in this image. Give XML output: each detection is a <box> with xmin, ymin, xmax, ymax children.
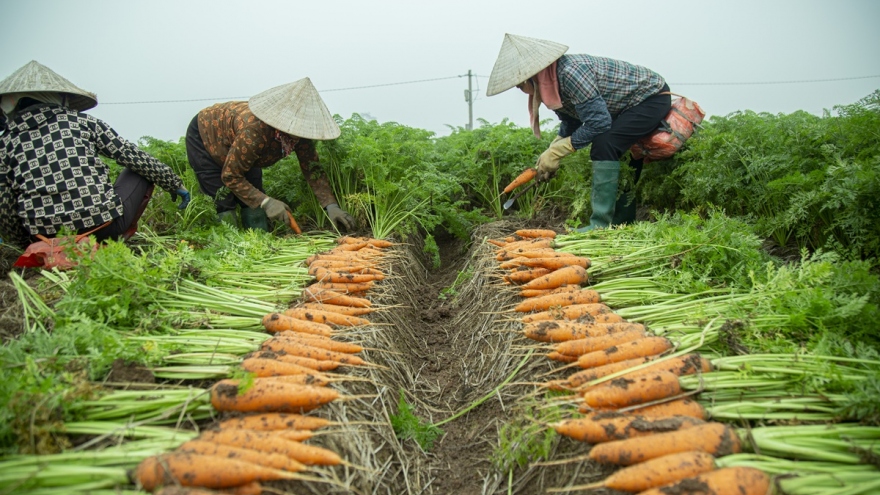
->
<box><xmin>248</xmin><ymin>77</ymin><xmax>340</xmax><ymax>140</ymax></box>
<box><xmin>486</xmin><ymin>34</ymin><xmax>569</xmax><ymax>96</ymax></box>
<box><xmin>0</xmin><ymin>60</ymin><xmax>98</xmax><ymax>111</ymax></box>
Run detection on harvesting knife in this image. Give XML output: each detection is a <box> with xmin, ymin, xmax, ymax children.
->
<box><xmin>503</xmin><ymin>181</ymin><xmax>537</xmax><ymax>210</ymax></box>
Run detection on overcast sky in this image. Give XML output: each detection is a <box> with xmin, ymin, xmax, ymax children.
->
<box><xmin>3</xmin><ymin>0</ymin><xmax>879</xmax><ymax>142</ymax></box>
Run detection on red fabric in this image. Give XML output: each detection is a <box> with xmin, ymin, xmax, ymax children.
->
<box><xmin>528</xmin><ymin>62</ymin><xmax>562</xmax><ymax>138</ymax></box>
<box><xmin>631</xmin><ymin>97</ymin><xmax>705</xmax><ymax>163</ymax></box>
<box><xmin>13</xmin><ymin>234</ymin><xmax>101</xmax><ymax>270</ymax></box>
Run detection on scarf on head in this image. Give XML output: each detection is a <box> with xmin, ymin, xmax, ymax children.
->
<box><xmin>1</xmin><ymin>92</ymin><xmax>66</xmax><ymax>117</ymax></box>
<box><xmin>527</xmin><ymin>61</ymin><xmax>562</xmax><ymax>138</ymax></box>
<box><xmin>275</xmin><ymin>130</ymin><xmax>297</xmax><ymax>157</ymax></box>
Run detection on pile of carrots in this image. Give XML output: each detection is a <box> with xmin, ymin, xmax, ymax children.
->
<box><xmin>490</xmin><ymin>230</ymin><xmax>771</xmax><ymax>495</ymax></box>
<box><xmin>132</xmin><ymin>236</ymin><xmax>393</xmax><ymax>494</ymax></box>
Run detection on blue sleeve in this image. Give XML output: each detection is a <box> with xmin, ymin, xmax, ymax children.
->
<box><xmin>554</xmin><ymin>111</ymin><xmax>582</xmax><ymax>139</ymax></box>
<box><xmin>569</xmin><ymin>96</ymin><xmax>612</xmax><ymax>150</ymax></box>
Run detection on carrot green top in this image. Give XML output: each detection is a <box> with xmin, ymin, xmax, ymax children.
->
<box><xmin>196</xmin><ymin>101</ymin><xmax>336</xmax><ymax>208</ymax></box>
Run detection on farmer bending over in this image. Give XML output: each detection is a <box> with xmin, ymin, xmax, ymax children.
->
<box><xmin>0</xmin><ymin>61</ymin><xmax>190</xmax><ymax>249</ymax></box>
<box><xmin>185</xmin><ymin>78</ymin><xmax>355</xmax><ymax>232</ymax></box>
<box><xmin>487</xmin><ymin>34</ymin><xmax>671</xmax><ymax>231</ymax></box>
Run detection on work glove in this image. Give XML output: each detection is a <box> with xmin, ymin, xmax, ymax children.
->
<box><xmin>170</xmin><ymin>188</ymin><xmax>191</xmax><ymax>209</ymax></box>
<box><xmin>535</xmin><ymin>136</ymin><xmax>575</xmax><ymax>183</ymax></box>
<box><xmin>326</xmin><ymin>203</ymin><xmax>355</xmax><ymax>231</ymax></box>
<box><xmin>260</xmin><ymin>196</ymin><xmax>292</xmax><ymax>223</ymax></box>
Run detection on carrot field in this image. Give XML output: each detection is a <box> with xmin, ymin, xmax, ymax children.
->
<box><xmin>1</xmin><ymin>92</ymin><xmax>879</xmax><ymax>495</ymax></box>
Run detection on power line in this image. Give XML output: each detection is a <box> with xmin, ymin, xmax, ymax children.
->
<box><xmin>101</xmin><ymin>74</ymin><xmax>469</xmax><ymax>105</ymax></box>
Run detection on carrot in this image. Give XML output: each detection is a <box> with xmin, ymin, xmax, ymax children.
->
<box><xmin>306</xmin><ymin>252</ymin><xmax>380</xmax><ymax>264</ymax></box>
<box><xmin>239</xmin><ymin>358</ymin><xmax>330</xmax><ymax>383</ymax></box>
<box><xmin>336</xmin><ymin>236</ymin><xmax>393</xmax><ymax>249</ymax></box>
<box><xmin>552</xmin><ymin>412</ymin><xmax>705</xmax><ymax>444</ymax></box>
<box><xmin>155</xmin><ymin>484</ymin><xmax>263</xmax><ymax>495</ymax></box>
<box><xmin>520</xmin><ymin>265</ymin><xmax>588</xmax><ymax>291</ymax></box>
<box><xmin>496</xmin><ymin>247</ymin><xmax>557</xmax><ymax>261</ymax></box>
<box><xmin>299</xmin><ymin>302</ymin><xmax>375</xmax><ymax>316</ymax></box>
<box><xmin>576</xmin><ymin>336</ymin><xmax>673</xmax><ymax>369</ymax></box>
<box><xmin>176</xmin><ymin>439</ymin><xmax>306</xmax><ymax>472</ymax></box>
<box><xmin>218</xmin><ymin>413</ymin><xmax>332</xmax><ymax>431</ymax></box>
<box><xmin>310</xmin><ymin>266</ymin><xmax>384</xmax><ymax>283</ymax></box>
<box><xmin>281</xmin><ymin>307</ymin><xmax>371</xmax><ymax>327</ymax></box>
<box><xmin>521</xmin><ymin>303</ymin><xmax>622</xmax><ymax>324</ymax></box>
<box><xmin>622</xmin><ymin>398</ymin><xmax>708</xmax><ymax>420</ymax></box>
<box><xmin>502</xmin><ymin>168</ymin><xmax>537</xmax><ymax>194</ymax></box>
<box><xmin>273</xmin><ymin>331</ymin><xmax>364</xmax><ymax>354</ymax></box>
<box><xmin>514</xmin><ymin>290</ymin><xmax>601</xmax><ymax>313</ymax></box>
<box><xmin>302</xmin><ymin>288</ymin><xmax>372</xmax><ymax>308</ymax></box>
<box><xmin>503</xmin><ymin>267</ymin><xmax>552</xmax><ymax>284</ymax></box>
<box><xmin>624</xmin><ymin>353</ymin><xmax>713</xmax><ymax>379</ymax></box>
<box><xmin>261</xmin><ymin>313</ymin><xmax>333</xmax><ymax>337</ymax></box>
<box><xmin>330</xmin><ymin>240</ymin><xmax>369</xmax><ymax>251</ymax></box>
<box><xmin>589</xmin><ymin>451</ymin><xmax>717</xmax><ymax>492</ymax></box>
<box><xmin>133</xmin><ymin>452</ymin><xmax>296</xmax><ymax>491</ymax></box>
<box><xmin>583</xmin><ymin>370</ymin><xmax>683</xmax><ymax>409</ymax></box>
<box><xmin>637</xmin><ymin>466</ymin><xmax>770</xmax><ymax>495</ymax></box>
<box><xmin>514</xmin><ymin>228</ymin><xmax>556</xmax><ymax>239</ymax></box>
<box><xmin>202</xmin><ymin>426</ymin><xmax>313</xmax><ymax>444</ymax></box>
<box><xmin>256</xmin><ymin>340</ymin><xmax>366</xmax><ymax>366</ymax></box>
<box><xmin>519</xmin><ymin>284</ymin><xmax>581</xmax><ymax>298</ymax></box>
<box><xmin>252</xmin><ymin>348</ymin><xmax>340</xmax><ymax>371</ymax></box>
<box><xmin>547</xmin><ymin>351</ymin><xmax>579</xmax><ymax>363</ymax></box>
<box><xmin>303</xmin><ymin>281</ymin><xmax>374</xmax><ymax>296</ymax></box>
<box><xmin>210</xmin><ymin>379</ymin><xmax>338</xmax><ymax>413</ymax></box>
<box><xmin>547</xmin><ymin>357</ymin><xmax>653</xmax><ymax>391</ymax></box>
<box><xmin>307</xmin><ymin>259</ymin><xmax>377</xmax><ymax>271</ymax></box>
<box><xmin>588</xmin><ymin>422</ymin><xmax>741</xmax><ymax>465</ymax></box>
<box><xmin>495</xmin><ymin>237</ymin><xmax>554</xmax><ymax>253</ymax></box>
<box><xmin>516</xmin><ymin>256</ymin><xmax>591</xmax><ymax>271</ymax></box>
<box><xmin>554</xmin><ymin>329</ymin><xmax>649</xmax><ymax>357</ymax></box>
<box><xmin>487</xmin><ymin>239</ymin><xmax>507</xmax><ymax>248</ymax></box>
<box><xmin>199</xmin><ymin>428</ymin><xmax>342</xmax><ymax>465</ymax></box>
<box><xmin>523</xmin><ymin>321</ymin><xmax>646</xmax><ymax>343</ymax></box>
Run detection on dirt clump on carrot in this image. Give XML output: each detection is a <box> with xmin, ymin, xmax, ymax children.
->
<box><xmin>588</xmin><ymin>422</ymin><xmax>742</xmax><ymax>465</ymax></box>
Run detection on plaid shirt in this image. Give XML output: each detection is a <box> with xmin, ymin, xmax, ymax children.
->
<box><xmin>0</xmin><ymin>104</ymin><xmax>183</xmax><ymax>247</ymax></box>
<box><xmin>554</xmin><ymin>54</ymin><xmax>666</xmax><ymax>148</ymax></box>
<box><xmin>197</xmin><ymin>102</ymin><xmax>336</xmax><ymax>209</ymax></box>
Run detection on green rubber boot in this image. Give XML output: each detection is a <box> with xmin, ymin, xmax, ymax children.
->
<box><xmin>612</xmin><ymin>192</ymin><xmax>637</xmax><ymax>226</ymax></box>
<box><xmin>573</xmin><ymin>160</ymin><xmax>621</xmax><ymax>233</ymax></box>
<box><xmin>240</xmin><ymin>207</ymin><xmax>269</xmax><ymax>232</ymax></box>
<box><xmin>217</xmin><ymin>210</ymin><xmax>238</xmax><ymax>227</ymax></box>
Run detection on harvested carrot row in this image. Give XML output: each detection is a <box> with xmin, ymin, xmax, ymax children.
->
<box><xmin>303</xmin><ymin>281</ymin><xmax>374</xmax><ymax>296</ymax></box>
<box><xmin>303</xmin><ymin>288</ymin><xmax>372</xmax><ymax>308</ymax></box>
<box><xmin>637</xmin><ymin>466</ymin><xmax>770</xmax><ymax>495</ymax></box>
<box><xmin>281</xmin><ymin>307</ymin><xmax>370</xmax><ymax>327</ymax></box>
<box><xmin>133</xmin><ymin>452</ymin><xmax>296</xmax><ymax>491</ymax></box>
<box><xmin>576</xmin><ymin>336</ymin><xmax>673</xmax><ymax>369</ymax></box>
<box><xmin>261</xmin><ymin>313</ymin><xmax>333</xmax><ymax>337</ymax></box>
<box><xmin>502</xmin><ymin>168</ymin><xmax>537</xmax><ymax>194</ymax></box>
<box><xmin>273</xmin><ymin>331</ymin><xmax>364</xmax><ymax>354</ymax></box>
<box><xmin>521</xmin><ymin>303</ymin><xmax>622</xmax><ymax>324</ymax></box>
<box><xmin>519</xmin><ymin>284</ymin><xmax>581</xmax><ymax>298</ymax></box>
<box><xmin>503</xmin><ymin>267</ymin><xmax>552</xmax><ymax>284</ymax></box>
<box><xmin>588</xmin><ymin>422</ymin><xmax>742</xmax><ymax>465</ymax></box>
<box><xmin>217</xmin><ymin>413</ymin><xmax>332</xmax><ymax>431</ymax></box>
<box><xmin>514</xmin><ymin>289</ymin><xmax>601</xmax><ymax>312</ymax></box>
<box><xmin>546</xmin><ymin>357</ymin><xmax>653</xmax><ymax>391</ymax></box>
<box><xmin>514</xmin><ymin>228</ymin><xmax>557</xmax><ymax>239</ymax></box>
<box><xmin>199</xmin><ymin>428</ymin><xmax>342</xmax><ymax>465</ymax></box>
<box><xmin>583</xmin><ymin>370</ymin><xmax>683</xmax><ymax>409</ymax></box>
<box><xmin>176</xmin><ymin>439</ymin><xmax>306</xmax><ymax>472</ymax></box>
<box><xmin>299</xmin><ymin>302</ymin><xmax>375</xmax><ymax>316</ymax></box>
<box><xmin>210</xmin><ymin>379</ymin><xmax>338</xmax><ymax>413</ymax></box>
<box><xmin>252</xmin><ymin>349</ymin><xmax>340</xmax><ymax>371</ymax></box>
<box><xmin>554</xmin><ymin>328</ymin><xmax>650</xmax><ymax>357</ymax></box>
<box><xmin>520</xmin><ymin>265</ymin><xmax>588</xmax><ymax>291</ymax></box>
<box><xmin>310</xmin><ymin>266</ymin><xmax>384</xmax><ymax>283</ymax></box>
<box><xmin>155</xmin><ymin>484</ymin><xmax>262</xmax><ymax>495</ymax></box>
<box><xmin>523</xmin><ymin>321</ymin><xmax>646</xmax><ymax>343</ymax></box>
<box><xmin>552</xmin><ymin>412</ymin><xmax>705</xmax><ymax>444</ymax></box>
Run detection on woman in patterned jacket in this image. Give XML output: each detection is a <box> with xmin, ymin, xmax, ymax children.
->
<box><xmin>185</xmin><ymin>78</ymin><xmax>355</xmax><ymax>232</ymax></box>
<box><xmin>0</xmin><ymin>61</ymin><xmax>190</xmax><ymax>249</ymax></box>
<box><xmin>487</xmin><ymin>34</ymin><xmax>671</xmax><ymax>231</ymax></box>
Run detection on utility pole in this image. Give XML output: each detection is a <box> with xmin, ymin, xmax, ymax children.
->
<box><xmin>464</xmin><ymin>69</ymin><xmax>474</xmax><ymax>130</ymax></box>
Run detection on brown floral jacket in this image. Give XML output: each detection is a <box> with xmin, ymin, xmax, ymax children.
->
<box><xmin>196</xmin><ymin>101</ymin><xmax>336</xmax><ymax>208</ymax></box>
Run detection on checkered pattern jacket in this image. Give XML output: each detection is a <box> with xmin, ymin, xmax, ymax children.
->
<box><xmin>0</xmin><ymin>104</ymin><xmax>183</xmax><ymax>247</ymax></box>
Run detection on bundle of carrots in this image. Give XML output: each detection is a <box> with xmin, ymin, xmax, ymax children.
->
<box><xmin>491</xmin><ymin>229</ymin><xmax>771</xmax><ymax>495</ymax></box>
<box><xmin>131</xmin><ymin>236</ymin><xmax>395</xmax><ymax>494</ymax></box>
